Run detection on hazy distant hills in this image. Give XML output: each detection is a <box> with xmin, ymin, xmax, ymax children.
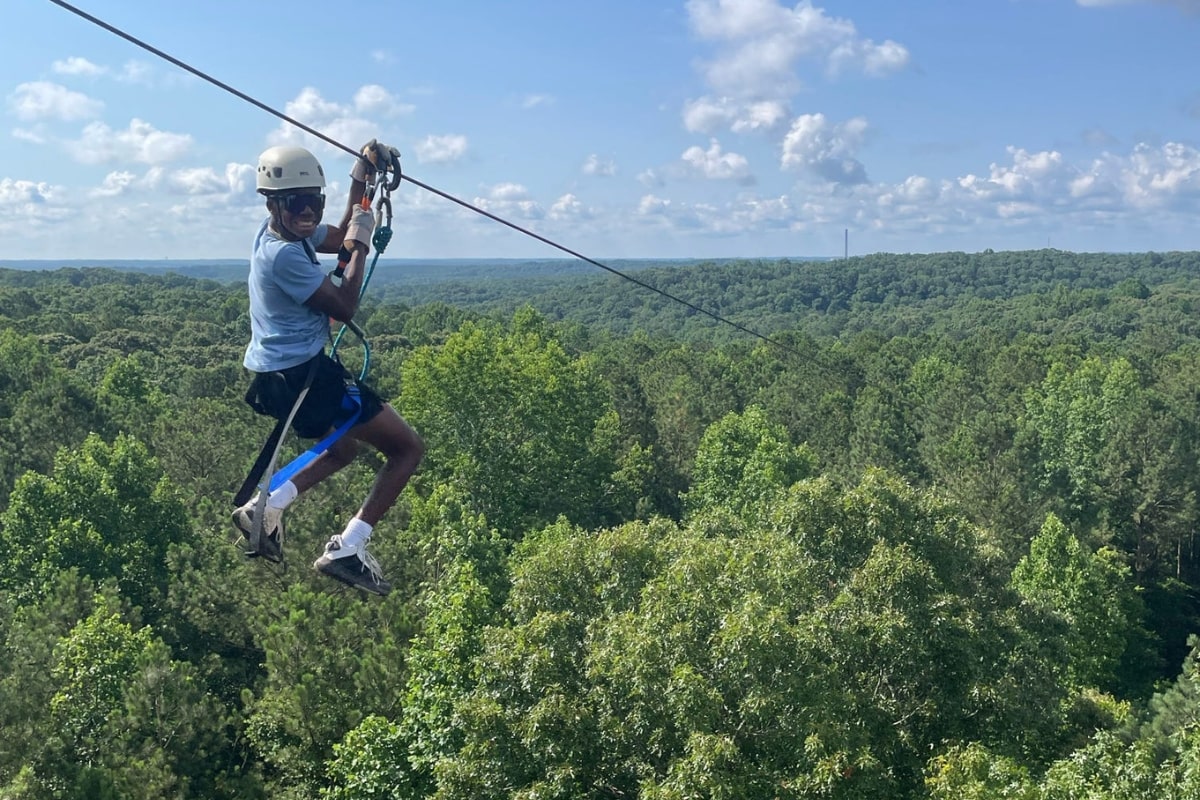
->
<box><xmin>5</xmin><ymin>250</ymin><xmax>1198</xmax><ymax>342</ymax></box>
<box><xmin>0</xmin><ymin>257</ymin><xmax>792</xmax><ymax>286</ymax></box>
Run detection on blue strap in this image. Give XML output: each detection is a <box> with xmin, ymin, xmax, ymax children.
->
<box><xmin>269</xmin><ymin>385</ymin><xmax>363</xmax><ymax>492</ymax></box>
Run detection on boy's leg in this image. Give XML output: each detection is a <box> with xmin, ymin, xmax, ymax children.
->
<box><xmin>313</xmin><ymin>405</ymin><xmax>423</xmax><ymax>595</ymax></box>
<box><xmin>290</xmin><ymin>434</ymin><xmax>359</xmax><ymax>493</ymax></box>
<box><xmin>233</xmin><ymin>437</ymin><xmax>356</xmax><ymax>559</ymax></box>
<box><xmin>346</xmin><ymin>404</ymin><xmax>424</xmax><ymax>525</ymax></box>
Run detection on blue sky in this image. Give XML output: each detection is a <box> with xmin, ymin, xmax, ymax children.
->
<box><xmin>3</xmin><ymin>0</ymin><xmax>1200</xmax><ymax>260</ymax></box>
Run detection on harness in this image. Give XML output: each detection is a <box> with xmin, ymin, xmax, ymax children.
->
<box><xmin>233</xmin><ymin>158</ymin><xmax>399</xmax><ymax>558</ymax></box>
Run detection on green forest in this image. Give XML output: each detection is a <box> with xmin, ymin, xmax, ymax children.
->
<box><xmin>4</xmin><ymin>248</ymin><xmax>1200</xmax><ymax>798</ymax></box>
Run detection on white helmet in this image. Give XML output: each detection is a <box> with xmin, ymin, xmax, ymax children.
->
<box><xmin>256</xmin><ymin>145</ymin><xmax>326</xmax><ymax>194</ymax></box>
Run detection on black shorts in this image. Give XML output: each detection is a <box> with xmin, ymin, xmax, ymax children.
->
<box><xmin>244</xmin><ymin>352</ymin><xmax>385</xmax><ymax>439</ymax></box>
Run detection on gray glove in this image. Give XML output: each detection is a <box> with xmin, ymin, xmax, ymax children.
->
<box><xmin>344</xmin><ymin>205</ymin><xmax>375</xmax><ymax>247</ymax></box>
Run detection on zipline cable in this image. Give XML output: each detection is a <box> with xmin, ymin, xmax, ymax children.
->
<box><xmin>46</xmin><ymin>0</ymin><xmax>801</xmax><ymax>357</ymax></box>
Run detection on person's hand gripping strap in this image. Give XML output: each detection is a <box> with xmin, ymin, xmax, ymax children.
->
<box><xmin>350</xmin><ymin>139</ymin><xmax>393</xmax><ymax>182</ymax></box>
<box><xmin>350</xmin><ymin>139</ymin><xmax>402</xmax><ymax>191</ymax></box>
<box><xmin>344</xmin><ymin>205</ymin><xmax>375</xmax><ymax>249</ymax></box>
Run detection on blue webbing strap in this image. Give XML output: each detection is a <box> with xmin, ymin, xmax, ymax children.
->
<box><xmin>268</xmin><ymin>384</ymin><xmax>363</xmax><ymax>492</ymax></box>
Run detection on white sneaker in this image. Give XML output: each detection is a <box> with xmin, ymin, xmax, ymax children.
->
<box><xmin>313</xmin><ymin>536</ymin><xmax>391</xmax><ymax>595</ymax></box>
<box><xmin>231</xmin><ymin>496</ymin><xmax>284</xmax><ymax>563</ymax></box>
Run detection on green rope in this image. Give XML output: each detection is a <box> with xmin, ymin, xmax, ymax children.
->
<box><xmin>329</xmin><ymin>224</ymin><xmax>392</xmax><ymax>380</ymax></box>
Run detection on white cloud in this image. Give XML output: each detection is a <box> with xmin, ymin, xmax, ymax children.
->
<box><xmin>52</xmin><ymin>57</ymin><xmax>105</xmax><ymax>77</ymax></box>
<box><xmin>956</xmin><ymin>147</ymin><xmax>1073</xmax><ymax>200</ymax></box>
<box><xmin>11</xmin><ymin>127</ymin><xmax>47</xmax><ymax>145</ymax></box>
<box><xmin>638</xmin><ymin>194</ymin><xmax>671</xmax><ymax>215</ymax></box>
<box><xmin>683</xmin><ymin>97</ymin><xmax>736</xmax><ymax>133</ymax></box>
<box><xmin>0</xmin><ymin>178</ymin><xmax>69</xmax><ymax>227</ymax></box>
<box><xmin>1078</xmin><ymin>0</ymin><xmax>1200</xmax><ymax>10</ymax></box>
<box><xmin>71</xmin><ymin>119</ymin><xmax>193</xmax><ymax>165</ymax></box>
<box><xmin>8</xmin><ymin>81</ymin><xmax>103</xmax><ymax>122</ymax></box>
<box><xmin>829</xmin><ymin>37</ymin><xmax>911</xmax><ymax>77</ymax></box>
<box><xmin>632</xmin><ymin>196</ymin><xmax>713</xmax><ymax>231</ymax></box>
<box><xmin>681</xmin><ymin>139</ymin><xmax>755</xmax><ymax>184</ymax></box>
<box><xmin>1123</xmin><ymin>141</ymin><xmax>1200</xmax><ymax>205</ymax></box>
<box><xmin>271</xmin><ymin>86</ymin><xmax>393</xmax><ymax>159</ymax></box>
<box><xmin>168</xmin><ymin>167</ymin><xmax>233</xmax><ymax>195</ymax></box>
<box><xmin>353</xmin><ymin>84</ymin><xmax>415</xmax><ymax>117</ymax></box>
<box><xmin>415</xmin><ymin>134</ymin><xmax>468</xmax><ymax>164</ymax></box>
<box><xmin>685</xmin><ymin>0</ymin><xmax>910</xmax><ymax>99</ymax></box>
<box><xmin>996</xmin><ymin>201</ymin><xmax>1041</xmax><ymax>220</ymax></box>
<box><xmin>638</xmin><ymin>168</ymin><xmax>665</xmax><ymax>188</ymax></box>
<box><xmin>92</xmin><ymin>171</ymin><xmax>138</xmax><ymax>197</ymax></box>
<box><xmin>117</xmin><ymin>60</ymin><xmax>155</xmax><ymax>86</ymax></box>
<box><xmin>781</xmin><ymin>113</ymin><xmax>869</xmax><ymax>184</ymax></box>
<box><xmin>226</xmin><ymin>162</ymin><xmax>256</xmax><ymax>195</ymax></box>
<box><xmin>681</xmin><ymin>1</ymin><xmax>900</xmax><ymax>169</ymax></box>
<box><xmin>733</xmin><ymin>100</ymin><xmax>790</xmax><ymax>133</ymax></box>
<box><xmin>281</xmin><ymin>87</ymin><xmax>343</xmax><ymax>131</ymax></box>
<box><xmin>146</xmin><ymin>163</ymin><xmax>257</xmax><ymax>206</ymax></box>
<box><xmin>684</xmin><ymin>96</ymin><xmax>789</xmax><ymax>134</ymax></box>
<box><xmin>729</xmin><ymin>194</ymin><xmax>794</xmax><ymax>228</ymax></box>
<box><xmin>877</xmin><ymin>175</ymin><xmax>937</xmax><ymax>210</ymax></box>
<box><xmin>490</xmin><ymin>183</ymin><xmax>528</xmax><ymax>201</ymax></box>
<box><xmin>46</xmin><ymin>57</ymin><xmax>162</xmax><ymax>86</ymax></box>
<box><xmin>858</xmin><ymin>140</ymin><xmax>1200</xmax><ymax>235</ymax></box>
<box><xmin>582</xmin><ymin>154</ymin><xmax>616</xmax><ymax>176</ymax></box>
<box><xmin>522</xmin><ymin>94</ymin><xmax>555</xmax><ymax>109</ymax></box>
<box><xmin>619</xmin><ymin>136</ymin><xmax>1200</xmax><ymax>249</ymax></box>
<box><xmin>473</xmin><ymin>183</ymin><xmax>544</xmax><ymax>220</ymax></box>
<box><xmin>999</xmin><ymin>149</ymin><xmax>1069</xmax><ymax>191</ymax></box>
<box><xmin>0</xmin><ymin>177</ymin><xmax>60</xmax><ymax>206</ymax></box>
<box><xmin>549</xmin><ymin>193</ymin><xmax>589</xmax><ymax>220</ymax></box>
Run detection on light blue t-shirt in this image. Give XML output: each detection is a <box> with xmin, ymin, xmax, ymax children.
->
<box><xmin>243</xmin><ymin>219</ymin><xmax>330</xmax><ymax>372</ymax></box>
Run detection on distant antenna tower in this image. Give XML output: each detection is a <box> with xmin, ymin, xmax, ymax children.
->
<box><xmin>844</xmin><ymin>228</ymin><xmax>848</xmax><ymax>260</ymax></box>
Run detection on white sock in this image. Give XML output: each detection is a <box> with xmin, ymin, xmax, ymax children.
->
<box><xmin>267</xmin><ymin>481</ymin><xmax>298</xmax><ymax>510</ymax></box>
<box><xmin>339</xmin><ymin>517</ymin><xmax>373</xmax><ymax>550</ymax></box>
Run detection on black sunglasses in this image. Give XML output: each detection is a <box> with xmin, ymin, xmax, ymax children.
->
<box><xmin>276</xmin><ymin>192</ymin><xmax>325</xmax><ymax>216</ymax></box>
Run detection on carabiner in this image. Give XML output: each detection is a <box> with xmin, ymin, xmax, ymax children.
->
<box><xmin>375</xmin><ymin>195</ymin><xmax>393</xmax><ymax>229</ymax></box>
